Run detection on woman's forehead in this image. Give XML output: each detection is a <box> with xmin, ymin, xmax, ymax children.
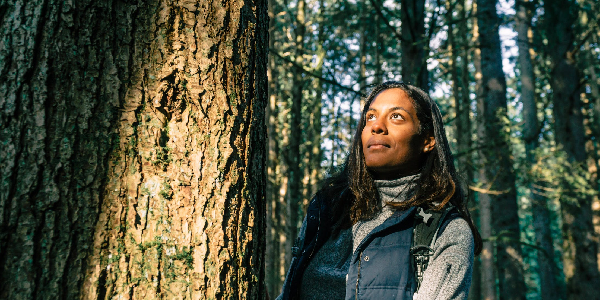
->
<box><xmin>369</xmin><ymin>88</ymin><xmax>415</xmax><ymax>111</ymax></box>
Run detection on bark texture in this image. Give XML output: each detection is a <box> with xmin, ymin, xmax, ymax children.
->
<box><xmin>545</xmin><ymin>1</ymin><xmax>600</xmax><ymax>298</ymax></box>
<box><xmin>476</xmin><ymin>0</ymin><xmax>526</xmax><ymax>298</ymax></box>
<box><xmin>0</xmin><ymin>0</ymin><xmax>268</xmax><ymax>299</ymax></box>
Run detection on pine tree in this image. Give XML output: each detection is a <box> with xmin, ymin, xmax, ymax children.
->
<box><xmin>544</xmin><ymin>0</ymin><xmax>600</xmax><ymax>298</ymax></box>
<box><xmin>476</xmin><ymin>0</ymin><xmax>526</xmax><ymax>298</ymax></box>
<box><xmin>0</xmin><ymin>0</ymin><xmax>268</xmax><ymax>298</ymax></box>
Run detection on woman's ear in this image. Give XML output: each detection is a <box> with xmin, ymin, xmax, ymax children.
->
<box><xmin>423</xmin><ymin>135</ymin><xmax>436</xmax><ymax>152</ymax></box>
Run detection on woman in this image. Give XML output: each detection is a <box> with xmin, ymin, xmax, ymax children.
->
<box><xmin>277</xmin><ymin>81</ymin><xmax>482</xmax><ymax>300</ymax></box>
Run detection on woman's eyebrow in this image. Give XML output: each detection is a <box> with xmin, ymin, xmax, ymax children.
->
<box><xmin>367</xmin><ymin>107</ymin><xmax>409</xmax><ymax>113</ymax></box>
<box><xmin>386</xmin><ymin>106</ymin><xmax>414</xmax><ymax>119</ymax></box>
<box><xmin>366</xmin><ymin>106</ymin><xmax>414</xmax><ymax>119</ymax></box>
<box><xmin>387</xmin><ymin>106</ymin><xmax>409</xmax><ymax>114</ymax></box>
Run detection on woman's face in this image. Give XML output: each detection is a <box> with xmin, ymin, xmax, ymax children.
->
<box><xmin>361</xmin><ymin>88</ymin><xmax>435</xmax><ymax>179</ymax></box>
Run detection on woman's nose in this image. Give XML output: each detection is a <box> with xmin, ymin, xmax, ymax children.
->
<box><xmin>371</xmin><ymin>119</ymin><xmax>387</xmax><ymax>134</ymax></box>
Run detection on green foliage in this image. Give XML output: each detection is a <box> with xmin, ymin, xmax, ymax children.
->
<box><xmin>266</xmin><ymin>0</ymin><xmax>600</xmax><ymax>298</ymax></box>
<box><xmin>526</xmin><ymin>147</ymin><xmax>598</xmax><ymax>204</ymax></box>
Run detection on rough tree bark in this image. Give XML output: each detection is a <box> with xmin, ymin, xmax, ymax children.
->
<box><xmin>477</xmin><ymin>0</ymin><xmax>526</xmax><ymax>298</ymax></box>
<box><xmin>0</xmin><ymin>0</ymin><xmax>268</xmax><ymax>299</ymax></box>
<box><xmin>545</xmin><ymin>1</ymin><xmax>600</xmax><ymax>299</ymax></box>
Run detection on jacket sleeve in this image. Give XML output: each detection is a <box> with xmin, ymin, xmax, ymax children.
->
<box><xmin>275</xmin><ymin>216</ymin><xmax>309</xmax><ymax>300</ymax></box>
<box><xmin>413</xmin><ymin>218</ymin><xmax>475</xmax><ymax>300</ymax></box>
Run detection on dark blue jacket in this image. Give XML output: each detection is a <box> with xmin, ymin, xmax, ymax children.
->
<box><xmin>279</xmin><ymin>195</ymin><xmax>334</xmax><ymax>300</ymax></box>
<box><xmin>280</xmin><ymin>194</ymin><xmax>426</xmax><ymax>300</ymax></box>
<box><xmin>345</xmin><ymin>206</ymin><xmax>418</xmax><ymax>300</ymax></box>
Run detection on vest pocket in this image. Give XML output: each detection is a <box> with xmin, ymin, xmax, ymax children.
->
<box><xmin>357</xmin><ymin>243</ymin><xmax>411</xmax><ymax>292</ymax></box>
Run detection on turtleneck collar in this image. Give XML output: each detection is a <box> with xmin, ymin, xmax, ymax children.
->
<box><xmin>374</xmin><ymin>174</ymin><xmax>420</xmax><ymax>205</ymax></box>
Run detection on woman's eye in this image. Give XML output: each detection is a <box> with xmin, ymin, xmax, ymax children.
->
<box><xmin>391</xmin><ymin>113</ymin><xmax>403</xmax><ymax>120</ymax></box>
<box><xmin>366</xmin><ymin>114</ymin><xmax>376</xmax><ymax>121</ymax></box>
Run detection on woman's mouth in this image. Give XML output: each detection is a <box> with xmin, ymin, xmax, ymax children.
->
<box><xmin>367</xmin><ymin>139</ymin><xmax>390</xmax><ymax>149</ymax></box>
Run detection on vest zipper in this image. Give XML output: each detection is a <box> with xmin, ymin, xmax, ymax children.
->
<box><xmin>355</xmin><ymin>251</ymin><xmax>362</xmax><ymax>300</ymax></box>
<box><xmin>307</xmin><ymin>207</ymin><xmax>321</xmax><ymax>260</ymax></box>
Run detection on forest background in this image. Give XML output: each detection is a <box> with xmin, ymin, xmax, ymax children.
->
<box><xmin>0</xmin><ymin>0</ymin><xmax>599</xmax><ymax>299</ymax></box>
<box><xmin>265</xmin><ymin>0</ymin><xmax>600</xmax><ymax>299</ymax></box>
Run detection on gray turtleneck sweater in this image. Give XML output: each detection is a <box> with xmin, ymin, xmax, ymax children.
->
<box><xmin>285</xmin><ymin>176</ymin><xmax>474</xmax><ymax>300</ymax></box>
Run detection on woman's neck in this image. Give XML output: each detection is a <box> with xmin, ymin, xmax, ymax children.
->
<box><xmin>374</xmin><ymin>174</ymin><xmax>420</xmax><ymax>204</ymax></box>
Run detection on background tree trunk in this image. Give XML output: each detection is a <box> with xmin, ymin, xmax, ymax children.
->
<box><xmin>515</xmin><ymin>1</ymin><xmax>561</xmax><ymax>299</ymax></box>
<box><xmin>545</xmin><ymin>1</ymin><xmax>600</xmax><ymax>298</ymax></box>
<box><xmin>473</xmin><ymin>3</ymin><xmax>496</xmax><ymax>299</ymax></box>
<box><xmin>446</xmin><ymin>2</ymin><xmax>478</xmax><ymax>297</ymax></box>
<box><xmin>307</xmin><ymin>0</ymin><xmax>326</xmax><ymax>199</ymax></box>
<box><xmin>400</xmin><ymin>0</ymin><xmax>428</xmax><ymax>91</ymax></box>
<box><xmin>285</xmin><ymin>0</ymin><xmax>307</xmax><ymax>270</ymax></box>
<box><xmin>0</xmin><ymin>0</ymin><xmax>268</xmax><ymax>299</ymax></box>
<box><xmin>585</xmin><ymin>39</ymin><xmax>600</xmax><ymax>275</ymax></box>
<box><xmin>359</xmin><ymin>0</ymin><xmax>368</xmax><ymax>95</ymax></box>
<box><xmin>266</xmin><ymin>0</ymin><xmax>285</xmax><ymax>296</ymax></box>
<box><xmin>374</xmin><ymin>12</ymin><xmax>383</xmax><ymax>86</ymax></box>
<box><xmin>477</xmin><ymin>0</ymin><xmax>526</xmax><ymax>298</ymax></box>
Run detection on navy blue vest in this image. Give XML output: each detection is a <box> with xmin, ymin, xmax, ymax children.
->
<box><xmin>280</xmin><ymin>196</ymin><xmax>456</xmax><ymax>300</ymax></box>
<box><xmin>345</xmin><ymin>207</ymin><xmax>418</xmax><ymax>300</ymax></box>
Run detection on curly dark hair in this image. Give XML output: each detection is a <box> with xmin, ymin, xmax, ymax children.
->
<box><xmin>319</xmin><ymin>81</ymin><xmax>482</xmax><ymax>255</ymax></box>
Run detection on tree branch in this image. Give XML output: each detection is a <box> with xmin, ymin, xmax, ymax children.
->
<box><xmin>269</xmin><ymin>49</ymin><xmax>365</xmax><ymax>97</ymax></box>
<box><xmin>370</xmin><ymin>0</ymin><xmax>406</xmax><ymax>42</ymax></box>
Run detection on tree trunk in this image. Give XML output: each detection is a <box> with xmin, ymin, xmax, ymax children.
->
<box><xmin>359</xmin><ymin>0</ymin><xmax>368</xmax><ymax>94</ymax></box>
<box><xmin>477</xmin><ymin>0</ymin><xmax>526</xmax><ymax>298</ymax></box>
<box><xmin>285</xmin><ymin>0</ymin><xmax>306</xmax><ymax>271</ymax></box>
<box><xmin>585</xmin><ymin>40</ymin><xmax>600</xmax><ymax>273</ymax></box>
<box><xmin>585</xmin><ymin>40</ymin><xmax>600</xmax><ymax>160</ymax></box>
<box><xmin>473</xmin><ymin>3</ymin><xmax>496</xmax><ymax>300</ymax></box>
<box><xmin>515</xmin><ymin>1</ymin><xmax>562</xmax><ymax>299</ymax></box>
<box><xmin>266</xmin><ymin>0</ymin><xmax>285</xmax><ymax>296</ymax></box>
<box><xmin>374</xmin><ymin>12</ymin><xmax>383</xmax><ymax>86</ymax></box>
<box><xmin>473</xmin><ymin>3</ymin><xmax>495</xmax><ymax>299</ymax></box>
<box><xmin>0</xmin><ymin>0</ymin><xmax>268</xmax><ymax>299</ymax></box>
<box><xmin>401</xmin><ymin>0</ymin><xmax>428</xmax><ymax>91</ymax></box>
<box><xmin>446</xmin><ymin>0</ymin><xmax>471</xmax><ymax>178</ymax></box>
<box><xmin>461</xmin><ymin>3</ymin><xmax>481</xmax><ymax>299</ymax></box>
<box><xmin>589</xmin><ymin>42</ymin><xmax>600</xmax><ymax>144</ymax></box>
<box><xmin>308</xmin><ymin>0</ymin><xmax>326</xmax><ymax>199</ymax></box>
<box><xmin>446</xmin><ymin>2</ymin><xmax>478</xmax><ymax>297</ymax></box>
<box><xmin>545</xmin><ymin>1</ymin><xmax>600</xmax><ymax>299</ymax></box>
